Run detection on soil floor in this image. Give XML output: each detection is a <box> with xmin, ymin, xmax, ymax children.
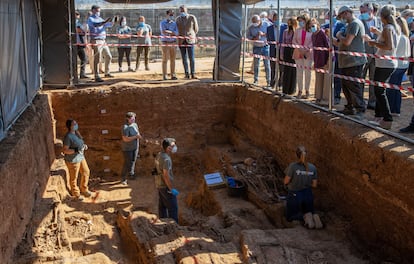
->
<box><xmin>11</xmin><ymin>57</ymin><xmax>413</xmax><ymax>263</ymax></box>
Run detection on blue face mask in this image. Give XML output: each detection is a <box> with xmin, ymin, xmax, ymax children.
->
<box><xmin>139</xmin><ymin>22</ymin><xmax>144</xmax><ymax>27</ymax></box>
<box><xmin>274</xmin><ymin>20</ymin><xmax>279</xmax><ymax>27</ymax></box>
<box><xmin>73</xmin><ymin>124</ymin><xmax>79</xmax><ymax>131</ymax></box>
<box><xmin>299</xmin><ymin>21</ymin><xmax>305</xmax><ymax>28</ymax></box>
<box><xmin>407</xmin><ymin>17</ymin><xmax>414</xmax><ymax>24</ymax></box>
<box><xmin>333</xmin><ymin>17</ymin><xmax>337</xmax><ymax>24</ymax></box>
<box><xmin>169</xmin><ymin>16</ymin><xmax>175</xmax><ymax>21</ymax></box>
<box><xmin>180</xmin><ymin>12</ymin><xmax>187</xmax><ymax>17</ymax></box>
<box><xmin>359</xmin><ymin>13</ymin><xmax>369</xmax><ymax>21</ymax></box>
<box><xmin>311</xmin><ymin>25</ymin><xmax>317</xmax><ymax>33</ymax></box>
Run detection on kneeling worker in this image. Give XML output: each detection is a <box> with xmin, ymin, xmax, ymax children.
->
<box><xmin>284</xmin><ymin>145</ymin><xmax>323</xmax><ymax>229</ymax></box>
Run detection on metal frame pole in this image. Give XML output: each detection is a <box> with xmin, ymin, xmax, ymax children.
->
<box><xmin>275</xmin><ymin>0</ymin><xmax>280</xmax><ymax>90</ymax></box>
<box><xmin>328</xmin><ymin>0</ymin><xmax>334</xmax><ymax>110</ymax></box>
<box><xmin>214</xmin><ymin>0</ymin><xmax>220</xmax><ymax>81</ymax></box>
<box><xmin>68</xmin><ymin>0</ymin><xmax>74</xmax><ymax>87</ymax></box>
<box><xmin>241</xmin><ymin>3</ymin><xmax>248</xmax><ymax>82</ymax></box>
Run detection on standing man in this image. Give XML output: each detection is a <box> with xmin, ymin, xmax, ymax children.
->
<box><xmin>248</xmin><ymin>15</ymin><xmax>271</xmax><ymax>86</ymax></box>
<box><xmin>135</xmin><ymin>16</ymin><xmax>152</xmax><ymax>71</ymax></box>
<box><xmin>87</xmin><ymin>5</ymin><xmax>114</xmax><ymax>82</ymax></box>
<box><xmin>176</xmin><ymin>5</ymin><xmax>199</xmax><ymax>79</ymax></box>
<box><xmin>155</xmin><ymin>138</ymin><xmax>179</xmax><ymax>223</ymax></box>
<box><xmin>334</xmin><ymin>6</ymin><xmax>367</xmax><ymax>118</ymax></box>
<box><xmin>360</xmin><ymin>3</ymin><xmax>382</xmax><ymax>109</ymax></box>
<box><xmin>75</xmin><ymin>11</ymin><xmax>88</xmax><ymax>79</ymax></box>
<box><xmin>160</xmin><ymin>9</ymin><xmax>179</xmax><ymax>80</ymax></box>
<box><xmin>121</xmin><ymin>112</ymin><xmax>142</xmax><ymax>185</ymax></box>
<box><xmin>266</xmin><ymin>10</ymin><xmax>287</xmax><ymax>88</ymax></box>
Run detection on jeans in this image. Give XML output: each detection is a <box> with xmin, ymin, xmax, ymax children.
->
<box><xmin>179</xmin><ymin>44</ymin><xmax>195</xmax><ymax>76</ymax></box>
<box><xmin>158</xmin><ymin>187</ymin><xmax>178</xmax><ymax>223</ymax></box>
<box><xmin>65</xmin><ymin>159</ymin><xmax>90</xmax><ymax>197</ymax></box>
<box><xmin>374</xmin><ymin>67</ymin><xmax>394</xmax><ymax>121</ymax></box>
<box><xmin>386</xmin><ymin>68</ymin><xmax>406</xmax><ymax>114</ymax></box>
<box><xmin>286</xmin><ymin>187</ymin><xmax>314</xmax><ymax>221</ymax></box>
<box><xmin>118</xmin><ymin>47</ymin><xmax>131</xmax><ymax>68</ymax></box>
<box><xmin>77</xmin><ymin>46</ymin><xmax>86</xmax><ymax>77</ymax></box>
<box><xmin>136</xmin><ymin>46</ymin><xmax>150</xmax><ymax>68</ymax></box>
<box><xmin>253</xmin><ymin>45</ymin><xmax>270</xmax><ymax>84</ymax></box>
<box><xmin>121</xmin><ymin>149</ymin><xmax>138</xmax><ymax>181</ymax></box>
<box><xmin>340</xmin><ymin>65</ymin><xmax>365</xmax><ymax>113</ymax></box>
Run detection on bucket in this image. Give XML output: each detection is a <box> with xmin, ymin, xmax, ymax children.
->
<box><xmin>227</xmin><ymin>179</ymin><xmax>247</xmax><ymax>198</ymax></box>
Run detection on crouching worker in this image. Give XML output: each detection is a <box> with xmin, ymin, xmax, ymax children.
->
<box><xmin>284</xmin><ymin>145</ymin><xmax>323</xmax><ymax>229</ymax></box>
<box><xmin>154</xmin><ymin>138</ymin><xmax>179</xmax><ymax>223</ymax></box>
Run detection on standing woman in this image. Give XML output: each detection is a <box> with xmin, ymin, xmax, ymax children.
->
<box><xmin>292</xmin><ymin>14</ymin><xmax>313</xmax><ymax>99</ymax></box>
<box><xmin>63</xmin><ymin>119</ymin><xmax>92</xmax><ymax>201</ymax></box>
<box><xmin>367</xmin><ymin>5</ymin><xmax>399</xmax><ymax>129</ymax></box>
<box><xmin>117</xmin><ymin>16</ymin><xmax>133</xmax><ymax>72</ymax></box>
<box><xmin>387</xmin><ymin>16</ymin><xmax>411</xmax><ymax>116</ymax></box>
<box><xmin>121</xmin><ymin>112</ymin><xmax>142</xmax><ymax>185</ymax></box>
<box><xmin>310</xmin><ymin>18</ymin><xmax>330</xmax><ymax>105</ymax></box>
<box><xmin>281</xmin><ymin>17</ymin><xmax>298</xmax><ymax>95</ymax></box>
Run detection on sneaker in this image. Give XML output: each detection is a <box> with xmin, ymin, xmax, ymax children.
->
<box><xmin>313</xmin><ymin>214</ymin><xmax>323</xmax><ymax>229</ymax></box>
<box><xmin>303</xmin><ymin>212</ymin><xmax>315</xmax><ymax>229</ymax></box>
<box><xmin>128</xmin><ymin>67</ymin><xmax>134</xmax><ymax>72</ymax></box>
<box><xmin>303</xmin><ymin>91</ymin><xmax>310</xmax><ymax>99</ymax></box>
<box><xmin>191</xmin><ymin>74</ymin><xmax>198</xmax><ymax>79</ymax></box>
<box><xmin>75</xmin><ymin>195</ymin><xmax>84</xmax><ymax>201</ymax></box>
<box><xmin>119</xmin><ymin>67</ymin><xmax>123</xmax><ymax>72</ymax></box>
<box><xmin>379</xmin><ymin>120</ymin><xmax>392</xmax><ymax>130</ymax></box>
<box><xmin>104</xmin><ymin>73</ymin><xmax>114</xmax><ymax>78</ymax></box>
<box><xmin>185</xmin><ymin>73</ymin><xmax>190</xmax><ymax>79</ymax></box>
<box><xmin>79</xmin><ymin>74</ymin><xmax>89</xmax><ymax>79</ymax></box>
<box><xmin>391</xmin><ymin>113</ymin><xmax>400</xmax><ymax>117</ymax></box>
<box><xmin>338</xmin><ymin>108</ymin><xmax>355</xmax><ymax>115</ymax></box>
<box><xmin>399</xmin><ymin>125</ymin><xmax>414</xmax><ymax>133</ymax></box>
<box><xmin>95</xmin><ymin>77</ymin><xmax>104</xmax><ymax>82</ymax></box>
<box><xmin>145</xmin><ymin>66</ymin><xmax>150</xmax><ymax>71</ymax></box>
<box><xmin>82</xmin><ymin>191</ymin><xmax>92</xmax><ymax>198</ymax></box>
<box><xmin>121</xmin><ymin>180</ymin><xmax>128</xmax><ymax>185</ymax></box>
<box><xmin>171</xmin><ymin>76</ymin><xmax>178</xmax><ymax>80</ymax></box>
<box><xmin>296</xmin><ymin>92</ymin><xmax>302</xmax><ymax>99</ymax></box>
<box><xmin>162</xmin><ymin>76</ymin><xmax>167</xmax><ymax>80</ymax></box>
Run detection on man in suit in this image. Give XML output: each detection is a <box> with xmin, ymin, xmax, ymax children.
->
<box><xmin>176</xmin><ymin>5</ymin><xmax>199</xmax><ymax>79</ymax></box>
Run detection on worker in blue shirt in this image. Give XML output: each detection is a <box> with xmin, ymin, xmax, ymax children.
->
<box><xmin>160</xmin><ymin>9</ymin><xmax>179</xmax><ymax>80</ymax></box>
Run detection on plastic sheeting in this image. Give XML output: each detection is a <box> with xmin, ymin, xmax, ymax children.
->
<box><xmin>212</xmin><ymin>0</ymin><xmax>242</xmax><ymax>81</ymax></box>
<box><xmin>0</xmin><ymin>0</ymin><xmax>40</xmax><ymax>141</ymax></box>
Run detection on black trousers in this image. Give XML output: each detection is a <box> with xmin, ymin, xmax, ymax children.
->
<box><xmin>374</xmin><ymin>67</ymin><xmax>394</xmax><ymax>121</ymax></box>
<box><xmin>118</xmin><ymin>47</ymin><xmax>131</xmax><ymax>67</ymax></box>
<box><xmin>340</xmin><ymin>65</ymin><xmax>365</xmax><ymax>113</ymax></box>
<box><xmin>77</xmin><ymin>47</ymin><xmax>86</xmax><ymax>76</ymax></box>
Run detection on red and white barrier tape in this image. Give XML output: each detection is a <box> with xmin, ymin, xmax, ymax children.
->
<box><xmin>75</xmin><ymin>42</ymin><xmax>216</xmax><ymax>48</ymax></box>
<box><xmin>242</xmin><ymin>51</ymin><xmax>414</xmax><ymax>93</ymax></box>
<box><xmin>77</xmin><ymin>32</ymin><xmax>215</xmax><ymax>40</ymax></box>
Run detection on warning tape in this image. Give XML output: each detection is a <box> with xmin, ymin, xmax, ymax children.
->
<box><xmin>77</xmin><ymin>32</ymin><xmax>215</xmax><ymax>40</ymax></box>
<box><xmin>75</xmin><ymin>42</ymin><xmax>215</xmax><ymax>48</ymax></box>
<box><xmin>242</xmin><ymin>51</ymin><xmax>414</xmax><ymax>93</ymax></box>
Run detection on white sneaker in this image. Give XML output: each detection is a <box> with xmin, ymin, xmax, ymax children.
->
<box><xmin>304</xmin><ymin>212</ymin><xmax>315</xmax><ymax>229</ymax></box>
<box><xmin>121</xmin><ymin>180</ymin><xmax>127</xmax><ymax>185</ymax></box>
<box><xmin>313</xmin><ymin>214</ymin><xmax>323</xmax><ymax>229</ymax></box>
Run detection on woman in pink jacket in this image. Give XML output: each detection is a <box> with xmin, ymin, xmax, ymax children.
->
<box><xmin>292</xmin><ymin>14</ymin><xmax>313</xmax><ymax>99</ymax></box>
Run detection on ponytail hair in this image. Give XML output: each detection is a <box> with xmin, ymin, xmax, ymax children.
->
<box><xmin>296</xmin><ymin>145</ymin><xmax>308</xmax><ymax>172</ymax></box>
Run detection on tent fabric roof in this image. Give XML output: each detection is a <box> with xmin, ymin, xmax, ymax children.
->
<box><xmin>103</xmin><ymin>0</ymin><xmax>264</xmax><ymax>4</ymax></box>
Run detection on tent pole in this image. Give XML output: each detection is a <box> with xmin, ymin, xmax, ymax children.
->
<box><xmin>328</xmin><ymin>0</ymin><xmax>333</xmax><ymax>110</ymax></box>
<box><xmin>67</xmin><ymin>0</ymin><xmax>74</xmax><ymax>87</ymax></box>
<box><xmin>275</xmin><ymin>0</ymin><xmax>280</xmax><ymax>90</ymax></box>
<box><xmin>241</xmin><ymin>3</ymin><xmax>248</xmax><ymax>82</ymax></box>
<box><xmin>214</xmin><ymin>0</ymin><xmax>219</xmax><ymax>81</ymax></box>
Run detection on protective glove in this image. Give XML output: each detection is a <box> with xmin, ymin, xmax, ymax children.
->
<box><xmin>171</xmin><ymin>188</ymin><xmax>179</xmax><ymax>196</ymax></box>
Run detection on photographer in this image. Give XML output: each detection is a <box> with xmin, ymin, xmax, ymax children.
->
<box><xmin>87</xmin><ymin>5</ymin><xmax>114</xmax><ymax>82</ymax></box>
<box><xmin>62</xmin><ymin>119</ymin><xmax>93</xmax><ymax>201</ymax></box>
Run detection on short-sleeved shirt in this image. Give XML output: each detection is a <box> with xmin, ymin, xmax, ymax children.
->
<box><xmin>338</xmin><ymin>18</ymin><xmax>367</xmax><ymax>68</ymax></box>
<box><xmin>117</xmin><ymin>26</ymin><xmax>132</xmax><ymax>46</ymax></box>
<box><xmin>63</xmin><ymin>132</ymin><xmax>85</xmax><ymax>163</ymax></box>
<box><xmin>121</xmin><ymin>123</ymin><xmax>139</xmax><ymax>151</ymax></box>
<box><xmin>87</xmin><ymin>14</ymin><xmax>113</xmax><ymax>40</ymax></box>
<box><xmin>136</xmin><ymin>23</ymin><xmax>152</xmax><ymax>45</ymax></box>
<box><xmin>154</xmin><ymin>151</ymin><xmax>173</xmax><ymax>188</ymax></box>
<box><xmin>285</xmin><ymin>162</ymin><xmax>318</xmax><ymax>192</ymax></box>
<box><xmin>247</xmin><ymin>22</ymin><xmax>269</xmax><ymax>47</ymax></box>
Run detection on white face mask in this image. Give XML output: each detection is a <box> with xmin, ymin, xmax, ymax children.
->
<box><xmin>171</xmin><ymin>145</ymin><xmax>178</xmax><ymax>153</ymax></box>
<box><xmin>96</xmin><ymin>12</ymin><xmax>100</xmax><ymax>17</ymax></box>
<box><xmin>252</xmin><ymin>22</ymin><xmax>259</xmax><ymax>27</ymax></box>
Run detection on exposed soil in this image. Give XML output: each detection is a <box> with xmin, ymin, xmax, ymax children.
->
<box><xmin>8</xmin><ymin>57</ymin><xmax>414</xmax><ymax>263</ymax></box>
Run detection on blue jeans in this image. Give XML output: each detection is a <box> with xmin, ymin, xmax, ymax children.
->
<box><xmin>158</xmin><ymin>187</ymin><xmax>178</xmax><ymax>223</ymax></box>
<box><xmin>121</xmin><ymin>149</ymin><xmax>138</xmax><ymax>181</ymax></box>
<box><xmin>253</xmin><ymin>45</ymin><xmax>270</xmax><ymax>84</ymax></box>
<box><xmin>387</xmin><ymin>68</ymin><xmax>406</xmax><ymax>114</ymax></box>
<box><xmin>179</xmin><ymin>44</ymin><xmax>195</xmax><ymax>75</ymax></box>
<box><xmin>286</xmin><ymin>187</ymin><xmax>314</xmax><ymax>221</ymax></box>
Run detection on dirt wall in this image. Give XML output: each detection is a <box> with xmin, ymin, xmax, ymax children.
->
<box><xmin>234</xmin><ymin>87</ymin><xmax>414</xmax><ymax>261</ymax></box>
<box><xmin>50</xmin><ymin>82</ymin><xmax>238</xmax><ymax>176</ymax></box>
<box><xmin>0</xmin><ymin>94</ymin><xmax>55</xmax><ymax>264</ymax></box>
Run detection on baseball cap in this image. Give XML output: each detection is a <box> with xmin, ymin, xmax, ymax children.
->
<box><xmin>91</xmin><ymin>5</ymin><xmax>100</xmax><ymax>10</ymax></box>
<box><xmin>162</xmin><ymin>138</ymin><xmax>176</xmax><ymax>150</ymax></box>
<box><xmin>338</xmin><ymin>6</ymin><xmax>352</xmax><ymax>18</ymax></box>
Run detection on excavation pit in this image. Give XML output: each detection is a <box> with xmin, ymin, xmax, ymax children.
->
<box><xmin>3</xmin><ymin>81</ymin><xmax>414</xmax><ymax>263</ymax></box>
